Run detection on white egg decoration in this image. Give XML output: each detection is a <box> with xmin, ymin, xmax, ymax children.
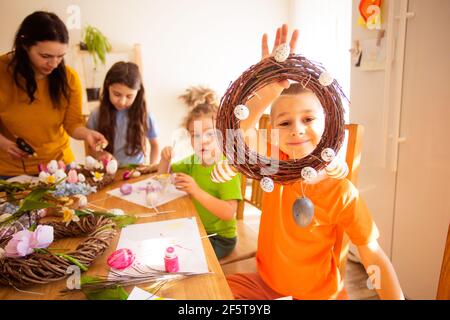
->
<box><xmin>233</xmin><ymin>104</ymin><xmax>250</xmax><ymax>121</ymax></box>
<box><xmin>132</xmin><ymin>170</ymin><xmax>141</xmax><ymax>178</ymax></box>
<box><xmin>47</xmin><ymin>160</ymin><xmax>58</xmax><ymax>174</ymax></box>
<box><xmin>85</xmin><ymin>156</ymin><xmax>97</xmax><ymax>170</ymax></box>
<box><xmin>260</xmin><ymin>177</ymin><xmax>274</xmax><ymax>193</ymax></box>
<box><xmin>77</xmin><ymin>173</ymin><xmax>86</xmax><ymax>183</ymax></box>
<box><xmin>106</xmin><ymin>159</ymin><xmax>118</xmax><ymax>175</ymax></box>
<box><xmin>321</xmin><ymin>148</ymin><xmax>336</xmax><ymax>162</ymax></box>
<box><xmin>109</xmin><ymin>208</ymin><xmax>125</xmax><ymax>216</ymax></box>
<box><xmin>211</xmin><ymin>160</ymin><xmax>237</xmax><ymax>183</ymax></box>
<box><xmin>319</xmin><ymin>71</ymin><xmax>334</xmax><ymax>86</ymax></box>
<box><xmin>53</xmin><ymin>169</ymin><xmax>67</xmax><ymax>181</ymax></box>
<box><xmin>301</xmin><ymin>167</ymin><xmax>318</xmax><ymax>181</ymax></box>
<box><xmin>273</xmin><ymin>43</ymin><xmax>290</xmax><ymax>62</ymax></box>
<box><xmin>73</xmin><ymin>194</ymin><xmax>88</xmax><ymax>208</ymax></box>
<box><xmin>38</xmin><ymin>171</ymin><xmax>49</xmax><ymax>182</ymax></box>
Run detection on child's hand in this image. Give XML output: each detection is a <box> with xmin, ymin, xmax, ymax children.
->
<box><xmin>261</xmin><ymin>24</ymin><xmax>299</xmax><ymax>90</ymax></box>
<box><xmin>173</xmin><ymin>173</ymin><xmax>200</xmax><ymax>196</ymax></box>
<box><xmin>160</xmin><ymin>146</ymin><xmax>173</xmax><ymax>162</ymax></box>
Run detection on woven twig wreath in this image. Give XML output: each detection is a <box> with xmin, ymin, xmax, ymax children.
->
<box><xmin>0</xmin><ymin>215</ymin><xmax>117</xmax><ymax>288</ymax></box>
<box><xmin>216</xmin><ymin>55</ymin><xmax>346</xmax><ymax>184</ymax></box>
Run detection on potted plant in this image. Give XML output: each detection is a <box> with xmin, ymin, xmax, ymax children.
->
<box><xmin>80</xmin><ymin>25</ymin><xmax>112</xmax><ymax>101</ymax></box>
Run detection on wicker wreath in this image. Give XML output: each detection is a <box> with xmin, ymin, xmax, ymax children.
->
<box><xmin>216</xmin><ymin>54</ymin><xmax>347</xmax><ymax>184</ymax></box>
<box><xmin>0</xmin><ymin>215</ymin><xmax>117</xmax><ymax>288</ymax></box>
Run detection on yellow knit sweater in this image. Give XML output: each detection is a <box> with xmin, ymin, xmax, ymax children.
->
<box><xmin>0</xmin><ymin>53</ymin><xmax>85</xmax><ymax>176</ymax></box>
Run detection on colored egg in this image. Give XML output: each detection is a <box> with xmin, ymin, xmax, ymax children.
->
<box><xmin>120</xmin><ymin>183</ymin><xmax>133</xmax><ymax>195</ymax></box>
<box><xmin>292</xmin><ymin>197</ymin><xmax>314</xmax><ymax>228</ymax></box>
<box><xmin>107</xmin><ymin>248</ymin><xmax>135</xmax><ymax>270</ymax></box>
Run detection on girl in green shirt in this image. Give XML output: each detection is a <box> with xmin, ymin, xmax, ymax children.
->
<box><xmin>158</xmin><ymin>87</ymin><xmax>242</xmax><ymax>259</ymax></box>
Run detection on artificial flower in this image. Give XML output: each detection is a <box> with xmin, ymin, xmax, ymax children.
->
<box><xmin>4</xmin><ymin>225</ymin><xmax>54</xmax><ymax>258</ymax></box>
<box><xmin>62</xmin><ymin>207</ymin><xmax>80</xmax><ymax>226</ymax></box>
<box><xmin>92</xmin><ymin>171</ymin><xmax>104</xmax><ymax>182</ymax></box>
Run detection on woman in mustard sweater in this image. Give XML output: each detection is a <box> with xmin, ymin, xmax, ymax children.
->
<box><xmin>0</xmin><ymin>11</ymin><xmax>107</xmax><ymax>178</ymax></box>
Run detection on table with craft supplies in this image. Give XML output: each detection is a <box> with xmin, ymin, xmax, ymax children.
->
<box><xmin>0</xmin><ymin>171</ymin><xmax>233</xmax><ymax>300</ymax></box>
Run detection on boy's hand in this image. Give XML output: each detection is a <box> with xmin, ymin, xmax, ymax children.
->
<box><xmin>160</xmin><ymin>146</ymin><xmax>173</xmax><ymax>162</ymax></box>
<box><xmin>261</xmin><ymin>24</ymin><xmax>299</xmax><ymax>90</ymax></box>
<box><xmin>173</xmin><ymin>173</ymin><xmax>200</xmax><ymax>196</ymax></box>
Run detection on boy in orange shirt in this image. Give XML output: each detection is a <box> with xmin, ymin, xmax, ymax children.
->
<box><xmin>226</xmin><ymin>24</ymin><xmax>404</xmax><ymax>300</ymax></box>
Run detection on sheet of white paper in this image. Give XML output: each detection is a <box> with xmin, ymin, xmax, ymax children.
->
<box><xmin>127</xmin><ymin>286</ymin><xmax>174</xmax><ymax>300</ymax></box>
<box><xmin>115</xmin><ymin>217</ymin><xmax>209</xmax><ymax>274</ymax></box>
<box><xmin>6</xmin><ymin>175</ymin><xmax>39</xmax><ymax>183</ymax></box>
<box><xmin>107</xmin><ymin>177</ymin><xmax>187</xmax><ymax>208</ymax></box>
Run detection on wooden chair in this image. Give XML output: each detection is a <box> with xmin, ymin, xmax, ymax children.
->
<box><xmin>219</xmin><ymin>115</ymin><xmax>270</xmax><ymax>265</ymax></box>
<box><xmin>221</xmin><ymin>123</ymin><xmax>365</xmax><ymax>284</ymax></box>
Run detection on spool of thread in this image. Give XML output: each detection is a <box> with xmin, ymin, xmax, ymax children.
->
<box><xmin>164</xmin><ymin>246</ymin><xmax>179</xmax><ymax>273</ymax></box>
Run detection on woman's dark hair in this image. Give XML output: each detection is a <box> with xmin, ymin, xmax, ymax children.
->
<box><xmin>98</xmin><ymin>61</ymin><xmax>148</xmax><ymax>157</ymax></box>
<box><xmin>9</xmin><ymin>11</ymin><xmax>70</xmax><ymax>107</ymax></box>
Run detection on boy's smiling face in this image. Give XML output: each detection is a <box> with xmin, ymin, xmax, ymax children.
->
<box><xmin>270</xmin><ymin>92</ymin><xmax>325</xmax><ymax>159</ymax></box>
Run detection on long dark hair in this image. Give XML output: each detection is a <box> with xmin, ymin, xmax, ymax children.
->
<box><xmin>9</xmin><ymin>11</ymin><xmax>70</xmax><ymax>107</ymax></box>
<box><xmin>98</xmin><ymin>61</ymin><xmax>148</xmax><ymax>156</ymax></box>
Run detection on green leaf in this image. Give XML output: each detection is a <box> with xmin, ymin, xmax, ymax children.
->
<box><xmin>83</xmin><ymin>286</ymin><xmax>129</xmax><ymax>300</ymax></box>
<box><xmin>112</xmin><ymin>215</ymin><xmax>137</xmax><ymax>228</ymax></box>
<box><xmin>18</xmin><ymin>199</ymin><xmax>54</xmax><ymax>212</ymax></box>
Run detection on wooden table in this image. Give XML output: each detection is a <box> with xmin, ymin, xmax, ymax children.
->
<box><xmin>0</xmin><ymin>173</ymin><xmax>233</xmax><ymax>300</ymax></box>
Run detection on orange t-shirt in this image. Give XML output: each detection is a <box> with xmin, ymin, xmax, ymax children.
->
<box><xmin>257</xmin><ymin>145</ymin><xmax>379</xmax><ymax>299</ymax></box>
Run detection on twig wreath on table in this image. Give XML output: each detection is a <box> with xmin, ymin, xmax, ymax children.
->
<box><xmin>214</xmin><ymin>44</ymin><xmax>347</xmax><ymax>227</ymax></box>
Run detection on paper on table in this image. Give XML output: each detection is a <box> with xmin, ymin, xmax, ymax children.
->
<box><xmin>127</xmin><ymin>286</ymin><xmax>174</xmax><ymax>300</ymax></box>
<box><xmin>114</xmin><ymin>217</ymin><xmax>209</xmax><ymax>274</ymax></box>
<box><xmin>6</xmin><ymin>175</ymin><xmax>39</xmax><ymax>183</ymax></box>
<box><xmin>107</xmin><ymin>176</ymin><xmax>187</xmax><ymax>208</ymax></box>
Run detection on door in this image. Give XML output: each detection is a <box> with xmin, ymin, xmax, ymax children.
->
<box><xmin>391</xmin><ymin>0</ymin><xmax>450</xmax><ymax>299</ymax></box>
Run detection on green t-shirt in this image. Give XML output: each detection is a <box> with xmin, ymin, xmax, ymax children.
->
<box><xmin>171</xmin><ymin>154</ymin><xmax>242</xmax><ymax>238</ymax></box>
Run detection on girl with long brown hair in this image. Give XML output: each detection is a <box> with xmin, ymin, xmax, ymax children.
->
<box><xmin>87</xmin><ymin>61</ymin><xmax>159</xmax><ymax>166</ymax></box>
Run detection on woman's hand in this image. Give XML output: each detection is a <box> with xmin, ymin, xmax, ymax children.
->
<box><xmin>84</xmin><ymin>129</ymin><xmax>108</xmax><ymax>151</ymax></box>
<box><xmin>0</xmin><ymin>134</ymin><xmax>28</xmax><ymax>160</ymax></box>
<box><xmin>173</xmin><ymin>173</ymin><xmax>201</xmax><ymax>196</ymax></box>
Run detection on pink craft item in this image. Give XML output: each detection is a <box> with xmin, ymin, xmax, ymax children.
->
<box><xmin>107</xmin><ymin>248</ymin><xmax>135</xmax><ymax>270</ymax></box>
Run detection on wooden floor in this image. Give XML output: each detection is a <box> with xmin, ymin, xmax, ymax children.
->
<box><xmin>238</xmin><ymin>203</ymin><xmax>380</xmax><ymax>300</ymax></box>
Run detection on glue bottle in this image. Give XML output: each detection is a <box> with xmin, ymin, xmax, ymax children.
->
<box><xmin>164</xmin><ymin>246</ymin><xmax>179</xmax><ymax>272</ymax></box>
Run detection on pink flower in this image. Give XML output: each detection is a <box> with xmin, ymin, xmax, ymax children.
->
<box><xmin>4</xmin><ymin>225</ymin><xmax>54</xmax><ymax>258</ymax></box>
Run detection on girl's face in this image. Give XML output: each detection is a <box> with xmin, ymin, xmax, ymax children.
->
<box><xmin>26</xmin><ymin>41</ymin><xmax>67</xmax><ymax>78</ymax></box>
<box><xmin>271</xmin><ymin>92</ymin><xmax>325</xmax><ymax>159</ymax></box>
<box><xmin>108</xmin><ymin>83</ymin><xmax>138</xmax><ymax>111</ymax></box>
<box><xmin>188</xmin><ymin>115</ymin><xmax>220</xmax><ymax>165</ymax></box>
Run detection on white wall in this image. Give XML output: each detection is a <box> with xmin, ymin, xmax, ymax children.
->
<box><xmin>0</xmin><ymin>0</ymin><xmax>290</xmax><ymax>160</ymax></box>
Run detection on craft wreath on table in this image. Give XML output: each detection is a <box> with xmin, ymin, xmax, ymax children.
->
<box><xmin>215</xmin><ymin>47</ymin><xmax>347</xmax><ymax>185</ymax></box>
<box><xmin>0</xmin><ymin>215</ymin><xmax>117</xmax><ymax>288</ymax></box>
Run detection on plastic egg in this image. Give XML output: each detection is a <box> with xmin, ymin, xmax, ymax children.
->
<box><xmin>273</xmin><ymin>43</ymin><xmax>290</xmax><ymax>62</ymax></box>
<box><xmin>38</xmin><ymin>171</ymin><xmax>49</xmax><ymax>182</ymax></box>
<box><xmin>85</xmin><ymin>156</ymin><xmax>97</xmax><ymax>170</ymax></box>
<box><xmin>319</xmin><ymin>71</ymin><xmax>334</xmax><ymax>86</ymax></box>
<box><xmin>106</xmin><ymin>159</ymin><xmax>118</xmax><ymax>175</ymax></box>
<box><xmin>53</xmin><ymin>169</ymin><xmax>67</xmax><ymax>181</ymax></box>
<box><xmin>67</xmin><ymin>169</ymin><xmax>78</xmax><ymax>184</ymax></box>
<box><xmin>107</xmin><ymin>248</ymin><xmax>135</xmax><ymax>270</ymax></box>
<box><xmin>120</xmin><ymin>183</ymin><xmax>133</xmax><ymax>195</ymax></box>
<box><xmin>321</xmin><ymin>148</ymin><xmax>336</xmax><ymax>162</ymax></box>
<box><xmin>77</xmin><ymin>173</ymin><xmax>86</xmax><ymax>183</ymax></box>
<box><xmin>132</xmin><ymin>170</ymin><xmax>141</xmax><ymax>178</ymax></box>
<box><xmin>73</xmin><ymin>194</ymin><xmax>88</xmax><ymax>208</ymax></box>
<box><xmin>47</xmin><ymin>160</ymin><xmax>58</xmax><ymax>174</ymax></box>
<box><xmin>233</xmin><ymin>104</ymin><xmax>250</xmax><ymax>120</ymax></box>
<box><xmin>260</xmin><ymin>177</ymin><xmax>274</xmax><ymax>193</ymax></box>
<box><xmin>301</xmin><ymin>167</ymin><xmax>318</xmax><ymax>181</ymax></box>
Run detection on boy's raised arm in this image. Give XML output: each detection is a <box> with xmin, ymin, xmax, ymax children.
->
<box><xmin>240</xmin><ymin>24</ymin><xmax>299</xmax><ymax>132</ymax></box>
